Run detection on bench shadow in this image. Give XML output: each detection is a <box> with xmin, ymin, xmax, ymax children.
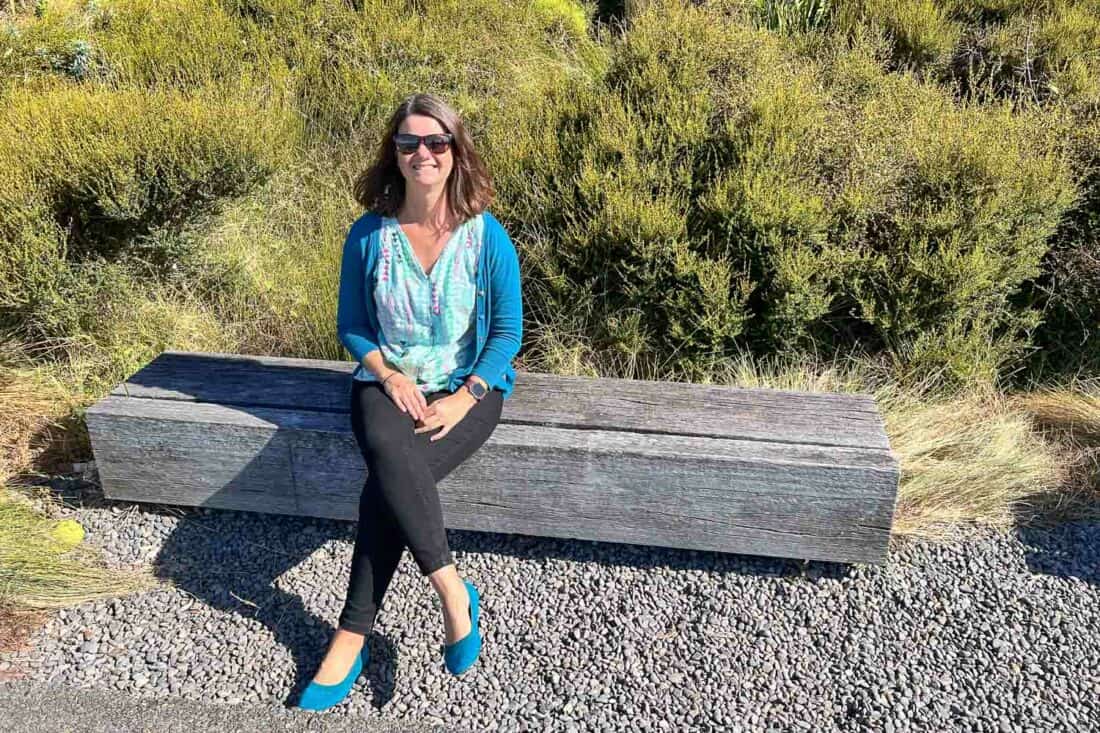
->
<box><xmin>46</xmin><ymin>463</ymin><xmax>858</xmax><ymax>713</ymax></box>
<box><xmin>1014</xmin><ymin>520</ymin><xmax>1099</xmax><ymax>588</ymax></box>
<box><xmin>50</xmin><ymin>475</ymin><xmax>402</xmax><ymax>710</ymax></box>
<box><xmin>151</xmin><ymin>502</ymin><xmax>400</xmax><ymax>709</ymax></box>
<box><xmin>463</xmin><ymin>530</ymin><xmax>859</xmax><ymax>581</ymax></box>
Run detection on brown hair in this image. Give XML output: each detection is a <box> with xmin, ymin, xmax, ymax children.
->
<box><xmin>353</xmin><ymin>93</ymin><xmax>494</xmax><ymax>223</ymax></box>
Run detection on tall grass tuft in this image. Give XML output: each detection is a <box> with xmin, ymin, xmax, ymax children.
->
<box><xmin>0</xmin><ymin>485</ymin><xmax>160</xmax><ymax>612</ymax></box>
<box><xmin>887</xmin><ymin>389</ymin><xmax>1071</xmax><ymax>538</ymax></box>
<box><xmin>753</xmin><ymin>0</ymin><xmax>832</xmax><ymax>34</ymax></box>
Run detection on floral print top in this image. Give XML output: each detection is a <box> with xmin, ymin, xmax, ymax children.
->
<box><xmin>354</xmin><ymin>213</ymin><xmax>484</xmax><ymax>393</ymax></box>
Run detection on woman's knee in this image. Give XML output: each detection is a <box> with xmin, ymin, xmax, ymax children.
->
<box><xmin>360</xmin><ymin>415</ymin><xmax>410</xmax><ymax>461</ymax></box>
<box><xmin>352</xmin><ymin>384</ymin><xmax>406</xmax><ymax>444</ymax></box>
<box><xmin>360</xmin><ymin>405</ymin><xmax>413</xmax><ymax>457</ymax></box>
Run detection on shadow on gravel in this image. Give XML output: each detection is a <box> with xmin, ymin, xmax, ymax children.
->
<box><xmin>42</xmin><ymin>474</ymin><xmax>403</xmax><ymax>712</ymax></box>
<box><xmin>480</xmin><ymin>530</ymin><xmax>861</xmax><ymax>583</ymax></box>
<box><xmin>1015</xmin><ymin>521</ymin><xmax>1099</xmax><ymax>588</ymax></box>
<box><xmin>149</xmin><ymin>502</ymin><xmax>403</xmax><ymax>710</ymax></box>
<box><xmin>40</xmin><ymin>465</ymin><xmax>863</xmax><ymax>715</ymax></box>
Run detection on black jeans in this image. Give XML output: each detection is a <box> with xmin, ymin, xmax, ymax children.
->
<box><xmin>337</xmin><ymin>379</ymin><xmax>504</xmax><ymax>635</ymax></box>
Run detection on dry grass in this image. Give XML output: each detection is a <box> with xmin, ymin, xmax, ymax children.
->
<box><xmin>0</xmin><ymin>340</ymin><xmax>85</xmax><ymax>480</ymax></box>
<box><xmin>1006</xmin><ymin>378</ymin><xmax>1100</xmax><ymax>525</ymax></box>
<box><xmin>0</xmin><ymin>483</ymin><xmax>163</xmax><ymax>656</ymax></box>
<box><xmin>0</xmin><ymin>603</ymin><xmax>51</xmax><ymax>663</ymax></box>
<box><xmin>0</xmin><ymin>341</ymin><xmax>162</xmax><ymax>651</ymax></box>
<box><xmin>887</xmin><ymin>390</ymin><xmax>1073</xmax><ymax>539</ymax></box>
<box><xmin>1012</xmin><ymin>377</ymin><xmax>1100</xmax><ymax>449</ymax></box>
<box><xmin>713</xmin><ymin>351</ymin><xmax>1098</xmax><ymax>541</ymax></box>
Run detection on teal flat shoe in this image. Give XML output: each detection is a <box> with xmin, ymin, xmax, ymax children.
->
<box><xmin>444</xmin><ymin>580</ymin><xmax>481</xmax><ymax>676</ymax></box>
<box><xmin>297</xmin><ymin>645</ymin><xmax>369</xmax><ymax>711</ymax></box>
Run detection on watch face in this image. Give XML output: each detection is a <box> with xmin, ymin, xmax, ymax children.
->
<box><xmin>470</xmin><ymin>381</ymin><xmax>487</xmax><ymax>398</ymax></box>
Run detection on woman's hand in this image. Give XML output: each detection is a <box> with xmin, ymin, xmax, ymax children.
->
<box><xmin>382</xmin><ymin>372</ymin><xmax>432</xmax><ymax>421</ymax></box>
<box><xmin>413</xmin><ymin>391</ymin><xmax>475</xmax><ymax>441</ymax></box>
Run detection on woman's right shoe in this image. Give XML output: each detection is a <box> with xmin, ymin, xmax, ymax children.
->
<box><xmin>444</xmin><ymin>579</ymin><xmax>481</xmax><ymax>676</ymax></box>
<box><xmin>296</xmin><ymin>645</ymin><xmax>370</xmax><ymax>711</ymax></box>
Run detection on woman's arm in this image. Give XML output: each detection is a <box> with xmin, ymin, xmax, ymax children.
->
<box><xmin>336</xmin><ymin>219</ymin><xmax>383</xmax><ymax>370</ymax></box>
<box><xmin>469</xmin><ymin>213</ymin><xmax>523</xmax><ymax>389</ymax></box>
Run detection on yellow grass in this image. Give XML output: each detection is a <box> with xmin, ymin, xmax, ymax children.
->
<box><xmin>0</xmin><ymin>341</ymin><xmax>83</xmax><ymax>482</ymax></box>
<box><xmin>0</xmin><ymin>343</ymin><xmax>162</xmax><ymax>622</ymax></box>
<box><xmin>0</xmin><ymin>485</ymin><xmax>160</xmax><ymax>613</ymax></box>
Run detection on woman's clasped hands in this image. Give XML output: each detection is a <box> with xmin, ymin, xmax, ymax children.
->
<box><xmin>382</xmin><ymin>371</ymin><xmax>473</xmax><ymax>442</ymax></box>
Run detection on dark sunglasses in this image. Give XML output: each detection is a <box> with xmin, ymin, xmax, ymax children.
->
<box><xmin>393</xmin><ymin>133</ymin><xmax>454</xmax><ymax>155</ymax></box>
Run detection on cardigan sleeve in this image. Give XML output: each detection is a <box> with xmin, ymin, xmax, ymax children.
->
<box><xmin>336</xmin><ymin>217</ymin><xmax>381</xmax><ymax>366</ymax></box>
<box><xmin>470</xmin><ymin>212</ymin><xmax>523</xmax><ymax>387</ymax></box>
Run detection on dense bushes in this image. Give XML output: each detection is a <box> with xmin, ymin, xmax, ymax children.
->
<box><xmin>0</xmin><ymin>79</ymin><xmax>296</xmax><ymax>352</ymax></box>
<box><xmin>500</xmin><ymin>0</ymin><xmax>1082</xmax><ymax>385</ymax></box>
<box><xmin>1</xmin><ymin>0</ymin><xmax>1098</xmax><ymax>391</ymax></box>
<box><xmin>827</xmin><ymin>0</ymin><xmax>1100</xmax><ymax>379</ymax></box>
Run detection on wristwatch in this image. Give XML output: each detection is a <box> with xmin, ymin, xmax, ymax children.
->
<box><xmin>464</xmin><ymin>380</ymin><xmax>488</xmax><ymax>401</ymax></box>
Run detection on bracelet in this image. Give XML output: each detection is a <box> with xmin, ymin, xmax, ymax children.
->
<box><xmin>380</xmin><ymin>372</ymin><xmax>399</xmax><ymax>388</ymax></box>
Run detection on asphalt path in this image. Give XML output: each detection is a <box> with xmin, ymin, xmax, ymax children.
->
<box><xmin>0</xmin><ymin>678</ymin><xmax>445</xmax><ymax>732</ymax></box>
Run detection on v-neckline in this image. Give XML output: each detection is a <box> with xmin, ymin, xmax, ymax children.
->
<box><xmin>389</xmin><ymin>217</ymin><xmax>464</xmax><ymax>279</ymax></box>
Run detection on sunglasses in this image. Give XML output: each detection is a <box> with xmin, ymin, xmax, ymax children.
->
<box><xmin>393</xmin><ymin>133</ymin><xmax>454</xmax><ymax>155</ymax></box>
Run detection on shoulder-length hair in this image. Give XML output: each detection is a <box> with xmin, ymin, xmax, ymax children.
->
<box><xmin>353</xmin><ymin>93</ymin><xmax>494</xmax><ymax>223</ymax></box>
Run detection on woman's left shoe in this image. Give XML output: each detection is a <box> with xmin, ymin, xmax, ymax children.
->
<box><xmin>296</xmin><ymin>645</ymin><xmax>368</xmax><ymax>711</ymax></box>
<box><xmin>444</xmin><ymin>579</ymin><xmax>481</xmax><ymax>676</ymax></box>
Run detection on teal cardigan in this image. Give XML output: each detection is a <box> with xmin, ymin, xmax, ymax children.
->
<box><xmin>337</xmin><ymin>210</ymin><xmax>523</xmax><ymax>399</ymax></box>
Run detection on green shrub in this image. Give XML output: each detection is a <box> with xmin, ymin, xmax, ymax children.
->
<box><xmin>533</xmin><ymin>0</ymin><xmax>590</xmax><ymax>38</ymax></box>
<box><xmin>1018</xmin><ymin>116</ymin><xmax>1100</xmax><ymax>379</ymax></box>
<box><xmin>830</xmin><ymin>0</ymin><xmax>1100</xmax><ymax>106</ymax></box>
<box><xmin>534</xmin><ymin>2</ymin><xmax>770</xmax><ymax>374</ymax></box>
<box><xmin>276</xmin><ymin>0</ymin><xmax>603</xmax><ymax>143</ymax></box>
<box><xmin>836</xmin><ymin>96</ymin><xmax>1077</xmax><ymax>384</ymax></box>
<box><xmin>0</xmin><ymin>78</ymin><xmax>297</xmax><ymax>340</ymax></box>
<box><xmin>503</xmin><ymin>0</ymin><xmax>1078</xmax><ymax>387</ymax></box>
<box><xmin>944</xmin><ymin>1</ymin><xmax>1100</xmax><ymax>104</ymax></box>
<box><xmin>833</xmin><ymin>0</ymin><xmax>962</xmax><ymax>72</ymax></box>
<box><xmin>90</xmin><ymin>0</ymin><xmax>280</xmax><ymax>90</ymax></box>
<box><xmin>0</xmin><ymin>6</ymin><xmax>103</xmax><ymax>87</ymax></box>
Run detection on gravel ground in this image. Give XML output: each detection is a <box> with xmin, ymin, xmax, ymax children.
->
<box><xmin>2</xmin><ymin>473</ymin><xmax>1098</xmax><ymax>732</ymax></box>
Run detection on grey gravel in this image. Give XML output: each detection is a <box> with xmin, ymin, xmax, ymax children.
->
<box><xmin>2</xmin><ymin>472</ymin><xmax>1098</xmax><ymax>732</ymax></box>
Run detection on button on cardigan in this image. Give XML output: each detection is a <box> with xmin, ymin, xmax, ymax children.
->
<box><xmin>336</xmin><ymin>209</ymin><xmax>523</xmax><ymax>399</ymax></box>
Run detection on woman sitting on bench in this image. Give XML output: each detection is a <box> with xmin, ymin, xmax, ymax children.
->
<box><xmin>298</xmin><ymin>92</ymin><xmax>523</xmax><ymax>711</ymax></box>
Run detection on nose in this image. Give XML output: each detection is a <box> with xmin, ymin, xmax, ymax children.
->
<box><xmin>412</xmin><ymin>139</ymin><xmax>440</xmax><ymax>159</ymax></box>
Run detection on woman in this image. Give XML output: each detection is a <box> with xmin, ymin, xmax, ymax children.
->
<box><xmin>297</xmin><ymin>93</ymin><xmax>523</xmax><ymax>711</ymax></box>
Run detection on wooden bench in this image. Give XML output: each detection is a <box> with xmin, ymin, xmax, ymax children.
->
<box><xmin>84</xmin><ymin>350</ymin><xmax>901</xmax><ymax>565</ymax></box>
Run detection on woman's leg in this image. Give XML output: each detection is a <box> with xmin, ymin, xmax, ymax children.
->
<box><xmin>322</xmin><ymin>381</ymin><xmax>503</xmax><ymax>680</ymax></box>
<box><xmin>412</xmin><ymin>387</ymin><xmax>504</xmax><ymax>645</ymax></box>
<box><xmin>338</xmin><ymin>382</ymin><xmax>503</xmax><ymax>626</ymax></box>
<box><xmin>336</xmin><ymin>472</ymin><xmax>404</xmax><ymax>635</ymax></box>
<box><xmin>311</xmin><ymin>380</ymin><xmax>408</xmax><ymax>684</ymax></box>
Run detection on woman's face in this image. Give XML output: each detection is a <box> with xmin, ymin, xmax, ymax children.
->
<box><xmin>395</xmin><ymin>114</ymin><xmax>454</xmax><ymax>191</ymax></box>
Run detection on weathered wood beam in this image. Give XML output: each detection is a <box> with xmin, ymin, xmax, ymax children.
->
<box><xmin>85</xmin><ymin>351</ymin><xmax>901</xmax><ymax>564</ymax></box>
